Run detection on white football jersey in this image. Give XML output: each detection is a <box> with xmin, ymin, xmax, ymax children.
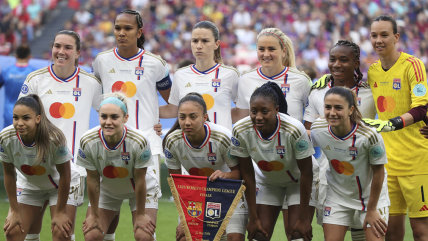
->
<box><xmin>18</xmin><ymin>66</ymin><xmax>102</xmax><ymax>176</ymax></box>
<box><xmin>311</xmin><ymin>119</ymin><xmax>390</xmax><ymax>210</ymax></box>
<box><xmin>93</xmin><ymin>48</ymin><xmax>171</xmax><ymax>155</ymax></box>
<box><xmin>77</xmin><ymin>124</ymin><xmax>153</xmax><ymax>199</ymax></box>
<box><xmin>230</xmin><ymin>113</ymin><xmax>315</xmax><ymax>187</ymax></box>
<box><xmin>168</xmin><ymin>64</ymin><xmax>240</xmax><ymax>131</ymax></box>
<box><xmin>0</xmin><ymin>125</ymin><xmax>79</xmax><ymax>190</ymax></box>
<box><xmin>304</xmin><ymin>79</ymin><xmax>377</xmax><ymax>185</ymax></box>
<box><xmin>236</xmin><ymin>67</ymin><xmax>312</xmax><ymax>122</ymax></box>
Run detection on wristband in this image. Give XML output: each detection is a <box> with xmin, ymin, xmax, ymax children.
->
<box><xmin>389</xmin><ymin>116</ymin><xmax>405</xmax><ymax>130</ymax></box>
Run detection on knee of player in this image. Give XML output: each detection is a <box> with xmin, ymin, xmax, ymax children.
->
<box><xmin>411</xmin><ymin>223</ymin><xmax>428</xmax><ymax>239</ymax></box>
<box><xmin>5</xmin><ymin>226</ymin><xmax>26</xmax><ymax>241</ymax></box>
<box><xmin>84</xmin><ymin>230</ymin><xmax>104</xmax><ymax>241</ymax></box>
<box><xmin>133</xmin><ymin>229</ymin><xmax>154</xmax><ymax>241</ymax></box>
<box><xmin>290</xmin><ymin>231</ymin><xmax>303</xmax><ymax>240</ymax></box>
<box><xmin>51</xmin><ymin>228</ymin><xmax>71</xmax><ymax>241</ymax></box>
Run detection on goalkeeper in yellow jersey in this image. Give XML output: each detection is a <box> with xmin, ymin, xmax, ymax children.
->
<box><xmin>363</xmin><ymin>15</ymin><xmax>428</xmax><ymax>241</ymax></box>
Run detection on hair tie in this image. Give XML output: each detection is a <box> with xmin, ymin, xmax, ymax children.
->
<box><xmin>259</xmin><ymin>32</ymin><xmax>286</xmax><ymax>48</ymax></box>
<box><xmin>99</xmin><ymin>97</ymin><xmax>127</xmax><ymax>114</ymax></box>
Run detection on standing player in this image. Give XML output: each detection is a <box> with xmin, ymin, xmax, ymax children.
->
<box><xmin>231</xmin><ymin>82</ymin><xmax>315</xmax><ymax>241</ymax></box>
<box><xmin>306</xmin><ymin>40</ymin><xmax>377</xmax><ymax>241</ymax></box>
<box><xmin>92</xmin><ymin>11</ymin><xmax>168</xmax><ymax>237</ymax></box>
<box><xmin>311</xmin><ymin>86</ymin><xmax>389</xmax><ymax>241</ymax></box>
<box><xmin>77</xmin><ymin>93</ymin><xmax>155</xmax><ymax>241</ymax></box>
<box><xmin>0</xmin><ymin>44</ymin><xmax>36</xmax><ymax>128</ymax></box>
<box><xmin>163</xmin><ymin>93</ymin><xmax>245</xmax><ymax>241</ymax></box>
<box><xmin>18</xmin><ymin>30</ymin><xmax>102</xmax><ymax>241</ymax></box>
<box><xmin>1</xmin><ymin>95</ymin><xmax>80</xmax><ymax>240</ymax></box>
<box><xmin>159</xmin><ymin>21</ymin><xmax>240</xmax><ymax>130</ymax></box>
<box><xmin>362</xmin><ymin>15</ymin><xmax>428</xmax><ymax>241</ymax></box>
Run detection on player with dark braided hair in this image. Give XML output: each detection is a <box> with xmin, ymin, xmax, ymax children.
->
<box><xmin>304</xmin><ymin>40</ymin><xmax>377</xmax><ymax>241</ymax></box>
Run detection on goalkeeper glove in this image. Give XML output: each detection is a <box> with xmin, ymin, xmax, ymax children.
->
<box><xmin>362</xmin><ymin>116</ymin><xmax>405</xmax><ymax>132</ymax></box>
<box><xmin>311</xmin><ymin>74</ymin><xmax>329</xmax><ymax>89</ymax></box>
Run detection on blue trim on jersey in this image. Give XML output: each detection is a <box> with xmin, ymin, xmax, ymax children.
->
<box><xmin>328</xmin><ymin>123</ymin><xmax>358</xmax><ymax>141</ymax></box>
<box><xmin>49</xmin><ymin>65</ymin><xmax>78</xmax><ymax>82</ymax></box>
<box><xmin>156</xmin><ymin>75</ymin><xmax>172</xmax><ymax>90</ymax></box>
<box><xmin>114</xmin><ymin>48</ymin><xmax>143</xmax><ymax>61</ymax></box>
<box><xmin>258</xmin><ymin>67</ymin><xmax>288</xmax><ymax>79</ymax></box>
<box><xmin>191</xmin><ymin>63</ymin><xmax>220</xmax><ymax>74</ymax></box>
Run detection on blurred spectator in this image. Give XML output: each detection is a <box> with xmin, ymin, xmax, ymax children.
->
<box><xmin>0</xmin><ymin>44</ymin><xmax>36</xmax><ymax>128</ymax></box>
<box><xmin>74</xmin><ymin>7</ymin><xmax>92</xmax><ymax>25</ymax></box>
<box><xmin>232</xmin><ymin>4</ymin><xmax>251</xmax><ymax>29</ymax></box>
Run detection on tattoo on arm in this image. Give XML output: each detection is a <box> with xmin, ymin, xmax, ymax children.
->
<box><xmin>95</xmin><ymin>185</ymin><xmax>100</xmax><ymax>193</ymax></box>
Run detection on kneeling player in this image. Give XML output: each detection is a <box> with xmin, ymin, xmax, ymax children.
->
<box><xmin>2</xmin><ymin>95</ymin><xmax>79</xmax><ymax>241</ymax></box>
<box><xmin>77</xmin><ymin>93</ymin><xmax>155</xmax><ymax>241</ymax></box>
<box><xmin>310</xmin><ymin>86</ymin><xmax>389</xmax><ymax>241</ymax></box>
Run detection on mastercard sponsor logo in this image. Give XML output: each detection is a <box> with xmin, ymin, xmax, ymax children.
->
<box><xmin>377</xmin><ymin>96</ymin><xmax>396</xmax><ymax>112</ymax></box>
<box><xmin>257</xmin><ymin>160</ymin><xmax>284</xmax><ymax>172</ymax></box>
<box><xmin>202</xmin><ymin>94</ymin><xmax>214</xmax><ymax>110</ymax></box>
<box><xmin>103</xmin><ymin>166</ymin><xmax>129</xmax><ymax>179</ymax></box>
<box><xmin>189</xmin><ymin>167</ymin><xmax>215</xmax><ymax>177</ymax></box>
<box><xmin>331</xmin><ymin>159</ymin><xmax>354</xmax><ymax>175</ymax></box>
<box><xmin>49</xmin><ymin>102</ymin><xmax>75</xmax><ymax>119</ymax></box>
<box><xmin>112</xmin><ymin>81</ymin><xmax>137</xmax><ymax>97</ymax></box>
<box><xmin>21</xmin><ymin>165</ymin><xmax>46</xmax><ymax>176</ymax></box>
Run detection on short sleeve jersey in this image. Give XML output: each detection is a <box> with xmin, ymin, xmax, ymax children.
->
<box><xmin>18</xmin><ymin>66</ymin><xmax>102</xmax><ymax>176</ymax></box>
<box><xmin>77</xmin><ymin>124</ymin><xmax>153</xmax><ymax>199</ymax></box>
<box><xmin>93</xmin><ymin>48</ymin><xmax>171</xmax><ymax>155</ymax></box>
<box><xmin>311</xmin><ymin>119</ymin><xmax>390</xmax><ymax>210</ymax></box>
<box><xmin>230</xmin><ymin>113</ymin><xmax>315</xmax><ymax>186</ymax></box>
<box><xmin>0</xmin><ymin>125</ymin><xmax>79</xmax><ymax>190</ymax></box>
<box><xmin>368</xmin><ymin>52</ymin><xmax>428</xmax><ymax>176</ymax></box>
<box><xmin>304</xmin><ymin>77</ymin><xmax>377</xmax><ymax>184</ymax></box>
<box><xmin>164</xmin><ymin>122</ymin><xmax>238</xmax><ymax>174</ymax></box>
<box><xmin>168</xmin><ymin>64</ymin><xmax>240</xmax><ymax>131</ymax></box>
<box><xmin>236</xmin><ymin>67</ymin><xmax>312</xmax><ymax>122</ymax></box>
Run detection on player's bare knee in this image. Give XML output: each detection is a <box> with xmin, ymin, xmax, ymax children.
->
<box><xmin>84</xmin><ymin>229</ymin><xmax>104</xmax><ymax>241</ymax></box>
<box><xmin>52</xmin><ymin>228</ymin><xmax>70</xmax><ymax>241</ymax></box>
<box><xmin>5</xmin><ymin>225</ymin><xmax>26</xmax><ymax>241</ymax></box>
<box><xmin>134</xmin><ymin>229</ymin><xmax>153</xmax><ymax>241</ymax></box>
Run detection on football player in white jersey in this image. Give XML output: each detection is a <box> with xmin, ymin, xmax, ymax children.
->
<box><xmin>1</xmin><ymin>95</ymin><xmax>79</xmax><ymax>241</ymax></box>
<box><xmin>310</xmin><ymin>86</ymin><xmax>389</xmax><ymax>241</ymax></box>
<box><xmin>163</xmin><ymin>93</ymin><xmax>247</xmax><ymax>241</ymax></box>
<box><xmin>231</xmin><ymin>82</ymin><xmax>315</xmax><ymax>241</ymax></box>
<box><xmin>18</xmin><ymin>30</ymin><xmax>102</xmax><ymax>241</ymax></box>
<box><xmin>92</xmin><ymin>10</ymin><xmax>168</xmax><ymax>239</ymax></box>
<box><xmin>77</xmin><ymin>93</ymin><xmax>155</xmax><ymax>241</ymax></box>
<box><xmin>159</xmin><ymin>21</ymin><xmax>240</xmax><ymax>130</ymax></box>
<box><xmin>305</xmin><ymin>40</ymin><xmax>377</xmax><ymax>241</ymax></box>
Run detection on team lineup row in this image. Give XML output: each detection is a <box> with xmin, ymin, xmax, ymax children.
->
<box><xmin>1</xmin><ymin>9</ymin><xmax>428</xmax><ymax>241</ymax></box>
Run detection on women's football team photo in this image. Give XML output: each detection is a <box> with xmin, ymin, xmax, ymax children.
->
<box><xmin>1</xmin><ymin>6</ymin><xmax>428</xmax><ymax>241</ymax></box>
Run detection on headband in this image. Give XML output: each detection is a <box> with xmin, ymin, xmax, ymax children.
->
<box><xmin>259</xmin><ymin>32</ymin><xmax>286</xmax><ymax>48</ymax></box>
<box><xmin>99</xmin><ymin>97</ymin><xmax>127</xmax><ymax>114</ymax></box>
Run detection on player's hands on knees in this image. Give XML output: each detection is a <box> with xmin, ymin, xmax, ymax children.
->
<box><xmin>176</xmin><ymin>223</ymin><xmax>185</xmax><ymax>241</ymax></box>
<box><xmin>4</xmin><ymin>211</ymin><xmax>24</xmax><ymax>236</ymax></box>
<box><xmin>363</xmin><ymin>209</ymin><xmax>387</xmax><ymax>238</ymax></box>
<box><xmin>51</xmin><ymin>211</ymin><xmax>72</xmax><ymax>238</ymax></box>
<box><xmin>82</xmin><ymin>214</ymin><xmax>104</xmax><ymax>235</ymax></box>
<box><xmin>209</xmin><ymin>170</ymin><xmax>226</xmax><ymax>182</ymax></box>
<box><xmin>292</xmin><ymin>218</ymin><xmax>313</xmax><ymax>241</ymax></box>
<box><xmin>247</xmin><ymin>218</ymin><xmax>268</xmax><ymax>241</ymax></box>
<box><xmin>133</xmin><ymin>214</ymin><xmax>156</xmax><ymax>236</ymax></box>
<box><xmin>420</xmin><ymin>125</ymin><xmax>428</xmax><ymax>138</ymax></box>
<box><xmin>154</xmin><ymin>122</ymin><xmax>163</xmax><ymax>136</ymax></box>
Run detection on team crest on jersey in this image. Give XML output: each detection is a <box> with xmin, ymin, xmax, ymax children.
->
<box><xmin>207</xmin><ymin>153</ymin><xmax>217</xmax><ymax>163</ymax></box>
<box><xmin>357</xmin><ymin>97</ymin><xmax>361</xmax><ymax>106</ymax></box>
<box><xmin>206</xmin><ymin>202</ymin><xmax>221</xmax><ymax>219</ymax></box>
<box><xmin>78</xmin><ymin>149</ymin><xmax>86</xmax><ymax>159</ymax></box>
<box><xmin>164</xmin><ymin>149</ymin><xmax>173</xmax><ymax>159</ymax></box>
<box><xmin>212</xmin><ymin>79</ymin><xmax>221</xmax><ymax>87</ymax></box>
<box><xmin>295</xmin><ymin>140</ymin><xmax>308</xmax><ymax>151</ymax></box>
<box><xmin>281</xmin><ymin>83</ymin><xmax>290</xmax><ymax>94</ymax></box>
<box><xmin>349</xmin><ymin>147</ymin><xmax>358</xmax><ymax>157</ymax></box>
<box><xmin>56</xmin><ymin>146</ymin><xmax>68</xmax><ymax>157</ymax></box>
<box><xmin>21</xmin><ymin>84</ymin><xmax>29</xmax><ymax>94</ymax></box>
<box><xmin>121</xmin><ymin>152</ymin><xmax>130</xmax><ymax>163</ymax></box>
<box><xmin>276</xmin><ymin>146</ymin><xmax>285</xmax><ymax>155</ymax></box>
<box><xmin>140</xmin><ymin>149</ymin><xmax>151</xmax><ymax>162</ymax></box>
<box><xmin>16</xmin><ymin>188</ymin><xmax>22</xmax><ymax>196</ymax></box>
<box><xmin>370</xmin><ymin>146</ymin><xmax>384</xmax><ymax>158</ymax></box>
<box><xmin>393</xmin><ymin>78</ymin><xmax>401</xmax><ymax>90</ymax></box>
<box><xmin>135</xmin><ymin>67</ymin><xmax>144</xmax><ymax>76</ymax></box>
<box><xmin>231</xmin><ymin>137</ymin><xmax>240</xmax><ymax>146</ymax></box>
<box><xmin>413</xmin><ymin>84</ymin><xmax>427</xmax><ymax>97</ymax></box>
<box><xmin>187</xmin><ymin>201</ymin><xmax>203</xmax><ymax>218</ymax></box>
<box><xmin>324</xmin><ymin>207</ymin><xmax>331</xmax><ymax>216</ymax></box>
<box><xmin>73</xmin><ymin>88</ymin><xmax>81</xmax><ymax>97</ymax></box>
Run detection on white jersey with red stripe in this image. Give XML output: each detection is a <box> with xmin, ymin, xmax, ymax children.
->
<box><xmin>0</xmin><ymin>125</ymin><xmax>79</xmax><ymax>190</ymax></box>
<box><xmin>236</xmin><ymin>67</ymin><xmax>312</xmax><ymax>123</ymax></box>
<box><xmin>18</xmin><ymin>66</ymin><xmax>102</xmax><ymax>176</ymax></box>
<box><xmin>168</xmin><ymin>64</ymin><xmax>239</xmax><ymax>131</ymax></box>
<box><xmin>230</xmin><ymin>113</ymin><xmax>315</xmax><ymax>187</ymax></box>
<box><xmin>304</xmin><ymin>79</ymin><xmax>377</xmax><ymax>185</ymax></box>
<box><xmin>76</xmin><ymin>124</ymin><xmax>153</xmax><ymax>199</ymax></box>
<box><xmin>310</xmin><ymin>119</ymin><xmax>390</xmax><ymax>210</ymax></box>
<box><xmin>92</xmin><ymin>48</ymin><xmax>171</xmax><ymax>155</ymax></box>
